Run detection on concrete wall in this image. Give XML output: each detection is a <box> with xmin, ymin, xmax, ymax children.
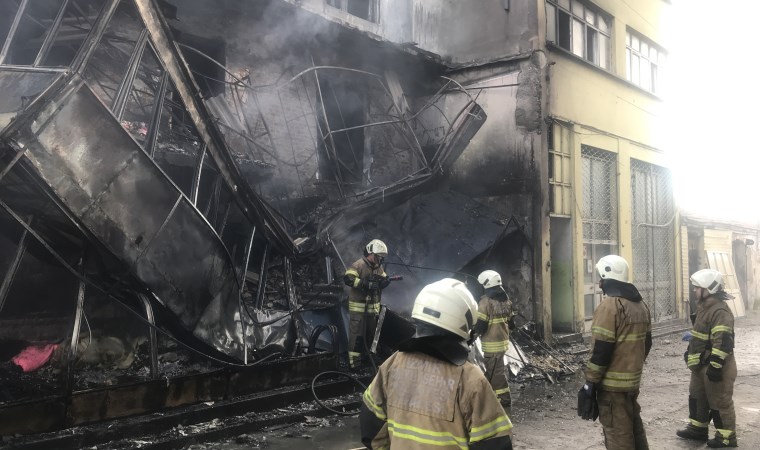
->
<box><xmin>410</xmin><ymin>0</ymin><xmax>538</xmax><ymax>64</ymax></box>
<box><xmin>292</xmin><ymin>0</ymin><xmax>538</xmax><ymax>64</ymax></box>
<box><xmin>408</xmin><ymin>56</ymin><xmax>545</xmax><ymax>324</ymax></box>
<box><xmin>545</xmin><ymin>0</ymin><xmax>668</xmax><ymax>148</ymax></box>
<box><xmin>539</xmin><ymin>0</ymin><xmax>673</xmax><ymax>332</ymax></box>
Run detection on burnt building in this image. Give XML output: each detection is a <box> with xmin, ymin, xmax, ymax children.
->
<box><xmin>0</xmin><ymin>0</ymin><xmax>677</xmax><ymax>437</ymax></box>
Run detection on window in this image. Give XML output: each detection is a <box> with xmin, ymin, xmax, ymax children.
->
<box><xmin>546</xmin><ymin>0</ymin><xmax>610</xmax><ymax>70</ymax></box>
<box><xmin>326</xmin><ymin>0</ymin><xmax>377</xmax><ymax>23</ymax></box>
<box><xmin>626</xmin><ymin>30</ymin><xmax>665</xmax><ymax>94</ymax></box>
<box><xmin>0</xmin><ymin>0</ymin><xmax>106</xmax><ymax>67</ymax></box>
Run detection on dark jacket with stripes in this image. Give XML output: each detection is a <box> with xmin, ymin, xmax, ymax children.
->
<box><xmin>686</xmin><ymin>294</ymin><xmax>734</xmax><ymax>372</ymax></box>
<box><xmin>585</xmin><ymin>280</ymin><xmax>653</xmax><ymax>392</ymax></box>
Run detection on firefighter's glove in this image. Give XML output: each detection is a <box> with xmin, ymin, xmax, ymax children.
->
<box><xmin>369</xmin><ymin>274</ymin><xmax>391</xmax><ymax>290</ymax></box>
<box><xmin>706</xmin><ymin>364</ymin><xmax>723</xmax><ymax>382</ymax></box>
<box><xmin>577</xmin><ymin>381</ymin><xmax>599</xmax><ymax>421</ymax></box>
<box><xmin>682</xmin><ymin>331</ymin><xmax>692</xmax><ymax>342</ymax></box>
<box><xmin>683</xmin><ymin>350</ymin><xmax>689</xmax><ymax>365</ymax></box>
<box><xmin>467</xmin><ymin>331</ymin><xmax>478</xmax><ymax>346</ymax></box>
<box><xmin>508</xmin><ymin>316</ymin><xmax>516</xmax><ymax>331</ymax></box>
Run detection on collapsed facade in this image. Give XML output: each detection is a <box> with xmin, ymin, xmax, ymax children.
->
<box><xmin>3</xmin><ymin>0</ymin><xmax>735</xmax><ymax>438</ymax></box>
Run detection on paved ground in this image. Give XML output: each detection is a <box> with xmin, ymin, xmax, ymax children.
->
<box><xmin>197</xmin><ymin>312</ymin><xmax>760</xmax><ymax>450</ymax></box>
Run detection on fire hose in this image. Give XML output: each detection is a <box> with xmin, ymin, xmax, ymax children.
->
<box><xmin>310</xmin><ymin>274</ymin><xmax>402</xmax><ymax>415</ymax></box>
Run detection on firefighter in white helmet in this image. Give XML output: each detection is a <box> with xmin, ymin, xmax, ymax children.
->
<box><xmin>343</xmin><ymin>239</ymin><xmax>390</xmax><ymax>369</ymax></box>
<box><xmin>676</xmin><ymin>269</ymin><xmax>738</xmax><ymax>448</ymax></box>
<box><xmin>360</xmin><ymin>278</ymin><xmax>513</xmax><ymax>449</ymax></box>
<box><xmin>471</xmin><ymin>270</ymin><xmax>516</xmax><ymax>414</ymax></box>
<box><xmin>578</xmin><ymin>255</ymin><xmax>652</xmax><ymax>449</ymax></box>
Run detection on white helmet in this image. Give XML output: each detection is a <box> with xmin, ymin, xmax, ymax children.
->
<box><xmin>477</xmin><ymin>270</ymin><xmax>502</xmax><ymax>289</ymax></box>
<box><xmin>365</xmin><ymin>239</ymin><xmax>388</xmax><ymax>257</ymax></box>
<box><xmin>690</xmin><ymin>269</ymin><xmax>724</xmax><ymax>294</ymax></box>
<box><xmin>596</xmin><ymin>255</ymin><xmax>630</xmax><ymax>283</ymax></box>
<box><xmin>411</xmin><ymin>278</ymin><xmax>478</xmax><ymax>340</ymax></box>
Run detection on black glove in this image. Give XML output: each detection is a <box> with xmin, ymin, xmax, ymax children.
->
<box><xmin>508</xmin><ymin>316</ymin><xmax>516</xmax><ymax>331</ymax></box>
<box><xmin>577</xmin><ymin>381</ymin><xmax>598</xmax><ymax>421</ymax></box>
<box><xmin>369</xmin><ymin>274</ymin><xmax>390</xmax><ymax>290</ymax></box>
<box><xmin>467</xmin><ymin>331</ymin><xmax>477</xmax><ymax>346</ymax></box>
<box><xmin>683</xmin><ymin>350</ymin><xmax>689</xmax><ymax>365</ymax></box>
<box><xmin>706</xmin><ymin>364</ymin><xmax>723</xmax><ymax>382</ymax></box>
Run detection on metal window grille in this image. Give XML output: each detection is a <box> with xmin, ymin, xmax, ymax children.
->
<box><xmin>631</xmin><ymin>159</ymin><xmax>676</xmax><ymax>322</ymax></box>
<box><xmin>581</xmin><ymin>146</ymin><xmax>617</xmax><ymax>244</ymax></box>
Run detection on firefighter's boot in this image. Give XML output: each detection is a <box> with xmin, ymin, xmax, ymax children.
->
<box><xmin>707</xmin><ymin>433</ymin><xmax>738</xmax><ymax>448</ymax></box>
<box><xmin>676</xmin><ymin>425</ymin><xmax>708</xmax><ymax>441</ymax></box>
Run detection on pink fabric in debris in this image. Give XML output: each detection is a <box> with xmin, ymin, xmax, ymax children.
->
<box><xmin>11</xmin><ymin>343</ymin><xmax>59</xmax><ymax>373</ymax></box>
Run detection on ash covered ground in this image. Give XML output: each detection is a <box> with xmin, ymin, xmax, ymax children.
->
<box><xmin>115</xmin><ymin>313</ymin><xmax>760</xmax><ymax>450</ymax></box>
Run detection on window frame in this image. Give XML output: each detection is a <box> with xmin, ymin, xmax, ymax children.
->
<box><xmin>0</xmin><ymin>0</ymin><xmax>108</xmax><ymax>68</ymax></box>
<box><xmin>326</xmin><ymin>0</ymin><xmax>378</xmax><ymax>24</ymax></box>
<box><xmin>625</xmin><ymin>28</ymin><xmax>665</xmax><ymax>95</ymax></box>
<box><xmin>546</xmin><ymin>0</ymin><xmax>612</xmax><ymax>70</ymax></box>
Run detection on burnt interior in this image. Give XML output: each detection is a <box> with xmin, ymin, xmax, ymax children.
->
<box><xmin>0</xmin><ymin>0</ymin><xmax>542</xmax><ymax>436</ymax></box>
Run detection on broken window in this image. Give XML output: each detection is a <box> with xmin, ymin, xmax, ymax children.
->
<box><xmin>316</xmin><ymin>75</ymin><xmax>367</xmax><ymax>185</ymax></box>
<box><xmin>120</xmin><ymin>43</ymin><xmax>164</xmax><ymax>147</ymax></box>
<box><xmin>546</xmin><ymin>0</ymin><xmax>610</xmax><ymax>70</ymax></box>
<box><xmin>626</xmin><ymin>29</ymin><xmax>664</xmax><ymax>94</ymax></box>
<box><xmin>83</xmin><ymin>0</ymin><xmax>144</xmax><ymax>107</ymax></box>
<box><xmin>0</xmin><ymin>0</ymin><xmax>105</xmax><ymax>67</ymax></box>
<box><xmin>326</xmin><ymin>0</ymin><xmax>377</xmax><ymax>23</ymax></box>
<box><xmin>153</xmin><ymin>81</ymin><xmax>204</xmax><ymax>199</ymax></box>
<box><xmin>195</xmin><ymin>148</ymin><xmax>224</xmax><ymax>220</ymax></box>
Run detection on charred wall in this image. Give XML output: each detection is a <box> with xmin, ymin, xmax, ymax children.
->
<box><xmin>412</xmin><ymin>55</ymin><xmax>546</xmax><ymax>323</ymax></box>
<box><xmin>167</xmin><ymin>0</ymin><xmax>546</xmax><ymax>326</ymax></box>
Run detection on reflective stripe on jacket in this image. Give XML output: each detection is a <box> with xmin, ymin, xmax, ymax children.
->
<box><xmin>362</xmin><ymin>351</ymin><xmax>512</xmax><ymax>449</ymax></box>
<box><xmin>585</xmin><ymin>295</ymin><xmax>652</xmax><ymax>392</ymax></box>
<box><xmin>687</xmin><ymin>296</ymin><xmax>734</xmax><ymax>370</ymax></box>
<box><xmin>344</xmin><ymin>257</ymin><xmax>386</xmax><ymax>311</ymax></box>
<box><xmin>476</xmin><ymin>294</ymin><xmax>513</xmax><ymax>355</ymax></box>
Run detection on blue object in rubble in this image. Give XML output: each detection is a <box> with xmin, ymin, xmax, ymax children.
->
<box><xmin>682</xmin><ymin>331</ymin><xmax>692</xmax><ymax>341</ymax></box>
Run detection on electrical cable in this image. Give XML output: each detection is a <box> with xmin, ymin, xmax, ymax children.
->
<box><xmin>310</xmin><ymin>370</ymin><xmax>367</xmax><ymax>416</ymax></box>
<box><xmin>384</xmin><ymin>261</ymin><xmax>477</xmax><ymax>281</ymax></box>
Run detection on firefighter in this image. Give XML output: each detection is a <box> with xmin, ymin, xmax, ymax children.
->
<box><xmin>360</xmin><ymin>278</ymin><xmax>513</xmax><ymax>449</ymax></box>
<box><xmin>577</xmin><ymin>255</ymin><xmax>652</xmax><ymax>450</ymax></box>
<box><xmin>471</xmin><ymin>270</ymin><xmax>515</xmax><ymax>414</ymax></box>
<box><xmin>676</xmin><ymin>269</ymin><xmax>738</xmax><ymax>448</ymax></box>
<box><xmin>343</xmin><ymin>239</ymin><xmax>390</xmax><ymax>370</ymax></box>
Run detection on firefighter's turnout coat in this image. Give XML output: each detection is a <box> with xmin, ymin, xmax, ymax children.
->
<box><xmin>684</xmin><ymin>293</ymin><xmax>737</xmax><ymax>438</ymax></box>
<box><xmin>475</xmin><ymin>291</ymin><xmax>514</xmax><ymax>356</ymax></box>
<box><xmin>686</xmin><ymin>295</ymin><xmax>734</xmax><ymax>373</ymax></box>
<box><xmin>361</xmin><ymin>350</ymin><xmax>512</xmax><ymax>449</ymax></box>
<box><xmin>344</xmin><ymin>257</ymin><xmax>386</xmax><ymax>314</ymax></box>
<box><xmin>585</xmin><ymin>284</ymin><xmax>653</xmax><ymax>391</ymax></box>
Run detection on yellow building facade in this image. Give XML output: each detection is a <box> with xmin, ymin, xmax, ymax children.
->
<box><xmin>540</xmin><ymin>0</ymin><xmax>680</xmax><ymax>332</ymax></box>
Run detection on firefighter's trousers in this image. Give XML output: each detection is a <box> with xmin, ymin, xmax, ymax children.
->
<box><xmin>348</xmin><ymin>310</ymin><xmax>378</xmax><ymax>368</ymax></box>
<box><xmin>597</xmin><ymin>390</ymin><xmax>649</xmax><ymax>450</ymax></box>
<box><xmin>688</xmin><ymin>354</ymin><xmax>737</xmax><ymax>438</ymax></box>
<box><xmin>483</xmin><ymin>353</ymin><xmax>511</xmax><ymax>411</ymax></box>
